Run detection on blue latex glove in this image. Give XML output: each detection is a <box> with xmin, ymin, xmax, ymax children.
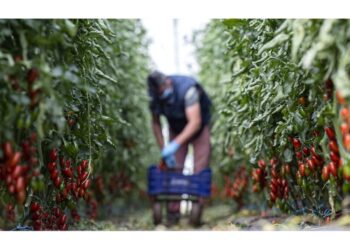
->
<box><xmin>161</xmin><ymin>140</ymin><xmax>180</xmax><ymax>159</ymax></box>
<box><xmin>164</xmin><ymin>155</ymin><xmax>176</xmax><ymax>168</ymax></box>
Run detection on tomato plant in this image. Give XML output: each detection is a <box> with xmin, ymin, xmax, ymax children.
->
<box><xmin>196</xmin><ymin>19</ymin><xmax>350</xmax><ymax>220</ymax></box>
<box><xmin>0</xmin><ymin>20</ymin><xmax>156</xmax><ymax>230</ymax></box>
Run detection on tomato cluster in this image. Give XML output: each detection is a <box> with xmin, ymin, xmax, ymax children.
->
<box><xmin>26</xmin><ymin>68</ymin><xmax>41</xmax><ymax>109</ymax></box>
<box><xmin>109</xmin><ymin>171</ymin><xmax>134</xmax><ymax>194</ymax></box>
<box><xmin>338</xmin><ymin>98</ymin><xmax>350</xmax><ymax>152</ymax></box>
<box><xmin>336</xmin><ymin>92</ymin><xmax>350</xmax><ymax>182</ymax></box>
<box><xmin>0</xmin><ymin>137</ymin><xmax>38</xmax><ymax>205</ymax></box>
<box><xmin>94</xmin><ymin>171</ymin><xmax>135</xmax><ymax>196</ymax></box>
<box><xmin>70</xmin><ymin>208</ymin><xmax>81</xmax><ymax>222</ymax></box>
<box><xmin>224</xmin><ymin>166</ymin><xmax>248</xmax><ymax>207</ymax></box>
<box><xmin>26</xmin><ymin>148</ymin><xmax>92</xmax><ymax>231</ymax></box>
<box><xmin>252</xmin><ymin>160</ymin><xmax>267</xmax><ymax>193</ymax></box>
<box><xmin>291</xmin><ymin>136</ymin><xmax>325</xmax><ymax>179</ymax></box>
<box><xmin>268</xmin><ymin>159</ymin><xmax>289</xmax><ymax>203</ymax></box>
<box><xmin>320</xmin><ymin>128</ymin><xmax>341</xmax><ymax>181</ymax></box>
<box><xmin>84</xmin><ymin>192</ymin><xmax>98</xmax><ymax>220</ymax></box>
<box><xmin>30</xmin><ymin>202</ymin><xmax>68</xmax><ymax>231</ymax></box>
<box><xmin>9</xmin><ymin>62</ymin><xmax>42</xmax><ymax>109</ymax></box>
<box><xmin>6</xmin><ymin>203</ymin><xmax>15</xmax><ymax>222</ymax></box>
<box><xmin>48</xmin><ymin>149</ymin><xmax>91</xmax><ymax>203</ymax></box>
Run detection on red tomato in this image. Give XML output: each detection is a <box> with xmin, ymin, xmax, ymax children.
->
<box><xmin>60</xmin><ymin>224</ymin><xmax>68</xmax><ymax>231</ymax></box>
<box><xmin>78</xmin><ymin>188</ymin><xmax>85</xmax><ymax>198</ymax></box>
<box><xmin>7</xmin><ymin>152</ymin><xmax>22</xmax><ymax>168</ymax></box>
<box><xmin>12</xmin><ymin>165</ymin><xmax>23</xmax><ymax>179</ymax></box>
<box><xmin>292</xmin><ymin>138</ymin><xmax>302</xmax><ymax>149</ymax></box>
<box><xmin>81</xmin><ymin>160</ymin><xmax>89</xmax><ymax>169</ymax></box>
<box><xmin>284</xmin><ymin>164</ymin><xmax>291</xmax><ymax>175</ymax></box>
<box><xmin>60</xmin><ymin>157</ymin><xmax>65</xmax><ymax>168</ymax></box>
<box><xmin>26</xmin><ymin>68</ymin><xmax>39</xmax><ymax>85</ymax></box>
<box><xmin>252</xmin><ymin>171</ymin><xmax>259</xmax><ymax>182</ymax></box>
<box><xmin>269</xmin><ymin>183</ymin><xmax>277</xmax><ymax>193</ymax></box>
<box><xmin>30</xmin><ymin>157</ymin><xmax>38</xmax><ymax>166</ymax></box>
<box><xmin>329</xmin><ymin>140</ymin><xmax>339</xmax><ymax>154</ymax></box>
<box><xmin>31</xmin><ymin>211</ymin><xmax>41</xmax><ymax>221</ymax></box>
<box><xmin>325</xmin><ymin>127</ymin><xmax>336</xmax><ymax>140</ymax></box>
<box><xmin>281</xmin><ymin>179</ymin><xmax>287</xmax><ymax>187</ymax></box>
<box><xmin>270</xmin><ymin>157</ymin><xmax>278</xmax><ymax>167</ymax></box>
<box><xmin>299</xmin><ymin>163</ymin><xmax>306</xmax><ymax>177</ymax></box>
<box><xmin>257</xmin><ymin>159</ymin><xmax>266</xmax><ymax>169</ymax></box>
<box><xmin>33</xmin><ymin>220</ymin><xmax>42</xmax><ymax>231</ymax></box>
<box><xmin>256</xmin><ymin>168</ymin><xmax>262</xmax><ymax>176</ymax></box>
<box><xmin>8</xmin><ymin>184</ymin><xmax>15</xmax><ymax>194</ymax></box>
<box><xmin>17</xmin><ymin>190</ymin><xmax>26</xmax><ymax>204</ymax></box>
<box><xmin>302</xmin><ymin>147</ymin><xmax>310</xmax><ymax>156</ymax></box>
<box><xmin>15</xmin><ymin>177</ymin><xmax>25</xmax><ymax>192</ymax></box>
<box><xmin>62</xmin><ymin>167</ymin><xmax>73</xmax><ymax>178</ymax></box>
<box><xmin>307</xmin><ymin>159</ymin><xmax>315</xmax><ymax>171</ymax></box>
<box><xmin>340</xmin><ymin>123</ymin><xmax>350</xmax><ymax>136</ymax></box>
<box><xmin>53</xmin><ymin>208</ymin><xmax>62</xmax><ymax>218</ymax></box>
<box><xmin>65</xmin><ymin>159</ymin><xmax>71</xmax><ymax>168</ymax></box>
<box><xmin>50</xmin><ymin>169</ymin><xmax>59</xmax><ymax>180</ymax></box>
<box><xmin>48</xmin><ymin>162</ymin><xmax>57</xmax><ymax>172</ymax></box>
<box><xmin>311</xmin><ymin>155</ymin><xmax>322</xmax><ymax>167</ymax></box>
<box><xmin>30</xmin><ymin>202</ymin><xmax>41</xmax><ymax>213</ymax></box>
<box><xmin>21</xmin><ymin>141</ymin><xmax>31</xmax><ymax>158</ymax></box>
<box><xmin>344</xmin><ymin>134</ymin><xmax>350</xmax><ymax>151</ymax></box>
<box><xmin>252</xmin><ymin>183</ymin><xmax>260</xmax><ymax>193</ymax></box>
<box><xmin>82</xmin><ymin>179</ymin><xmax>91</xmax><ymax>190</ymax></box>
<box><xmin>295</xmin><ymin>151</ymin><xmax>303</xmax><ymax>159</ymax></box>
<box><xmin>330</xmin><ymin>151</ymin><xmax>340</xmax><ymax>165</ymax></box>
<box><xmin>80</xmin><ymin>172</ymin><xmax>88</xmax><ymax>181</ymax></box>
<box><xmin>30</xmin><ymin>132</ymin><xmax>37</xmax><ymax>143</ymax></box>
<box><xmin>59</xmin><ymin>214</ymin><xmax>68</xmax><ymax>226</ymax></box>
<box><xmin>2</xmin><ymin>142</ymin><xmax>13</xmax><ymax>159</ymax></box>
<box><xmin>340</xmin><ymin>107</ymin><xmax>350</xmax><ymax>120</ymax></box>
<box><xmin>322</xmin><ymin>166</ymin><xmax>330</xmax><ymax>181</ymax></box>
<box><xmin>329</xmin><ymin>162</ymin><xmax>337</xmax><ymax>177</ymax></box>
<box><xmin>49</xmin><ymin>149</ymin><xmax>58</xmax><ymax>162</ymax></box>
<box><xmin>284</xmin><ymin>186</ymin><xmax>289</xmax><ymax>195</ymax></box>
<box><xmin>336</xmin><ymin>90</ymin><xmax>346</xmax><ymax>105</ymax></box>
<box><xmin>77</xmin><ymin>165</ymin><xmax>82</xmax><ymax>176</ymax></box>
<box><xmin>270</xmin><ymin>192</ymin><xmax>277</xmax><ymax>203</ymax></box>
<box><xmin>54</xmin><ymin>176</ymin><xmax>62</xmax><ymax>188</ymax></box>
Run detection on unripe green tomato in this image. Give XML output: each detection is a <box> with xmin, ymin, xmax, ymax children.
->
<box><xmin>296</xmin><ymin>175</ymin><xmax>302</xmax><ymax>186</ymax></box>
<box><xmin>31</xmin><ymin>180</ymin><xmax>39</xmax><ymax>191</ymax></box>
<box><xmin>17</xmin><ymin>118</ymin><xmax>24</xmax><ymax>129</ymax></box>
<box><xmin>67</xmin><ymin>200</ymin><xmax>76</xmax><ymax>210</ymax></box>
<box><xmin>338</xmin><ymin>166</ymin><xmax>343</xmax><ymax>179</ymax></box>
<box><xmin>299</xmin><ymin>108</ymin><xmax>307</xmax><ymax>117</ymax></box>
<box><xmin>301</xmin><ymin>179</ymin><xmax>307</xmax><ymax>191</ymax></box>
<box><xmin>305</xmin><ymin>166</ymin><xmax>311</xmax><ymax>177</ymax></box>
<box><xmin>343</xmin><ymin>165</ymin><xmax>350</xmax><ymax>180</ymax></box>
<box><xmin>64</xmin><ymin>143</ymin><xmax>79</xmax><ymax>158</ymax></box>
<box><xmin>343</xmin><ymin>182</ymin><xmax>350</xmax><ymax>194</ymax></box>
<box><xmin>37</xmin><ymin>179</ymin><xmax>45</xmax><ymax>191</ymax></box>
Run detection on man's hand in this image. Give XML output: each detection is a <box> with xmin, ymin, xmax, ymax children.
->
<box><xmin>161</xmin><ymin>140</ymin><xmax>180</xmax><ymax>159</ymax></box>
<box><xmin>164</xmin><ymin>155</ymin><xmax>176</xmax><ymax>168</ymax></box>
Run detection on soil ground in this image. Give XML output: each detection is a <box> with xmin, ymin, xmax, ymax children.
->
<box><xmin>77</xmin><ymin>202</ymin><xmax>350</xmax><ymax>231</ymax></box>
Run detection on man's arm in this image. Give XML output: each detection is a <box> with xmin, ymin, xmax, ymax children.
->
<box><xmin>173</xmin><ymin>103</ymin><xmax>201</xmax><ymax>145</ymax></box>
<box><xmin>151</xmin><ymin>112</ymin><xmax>164</xmax><ymax>149</ymax></box>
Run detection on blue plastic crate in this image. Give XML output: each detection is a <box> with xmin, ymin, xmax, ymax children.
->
<box><xmin>147</xmin><ymin>165</ymin><xmax>211</xmax><ymax>197</ymax></box>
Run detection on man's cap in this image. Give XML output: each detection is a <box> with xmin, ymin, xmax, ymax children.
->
<box><xmin>147</xmin><ymin>71</ymin><xmax>166</xmax><ymax>91</ymax></box>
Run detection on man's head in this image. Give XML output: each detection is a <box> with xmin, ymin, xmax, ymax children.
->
<box><xmin>147</xmin><ymin>71</ymin><xmax>173</xmax><ymax>100</ymax></box>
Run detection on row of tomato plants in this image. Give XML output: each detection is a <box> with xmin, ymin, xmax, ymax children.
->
<box><xmin>196</xmin><ymin>19</ymin><xmax>350</xmax><ymax>219</ymax></box>
<box><xmin>0</xmin><ymin>20</ymin><xmax>156</xmax><ymax>230</ymax></box>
